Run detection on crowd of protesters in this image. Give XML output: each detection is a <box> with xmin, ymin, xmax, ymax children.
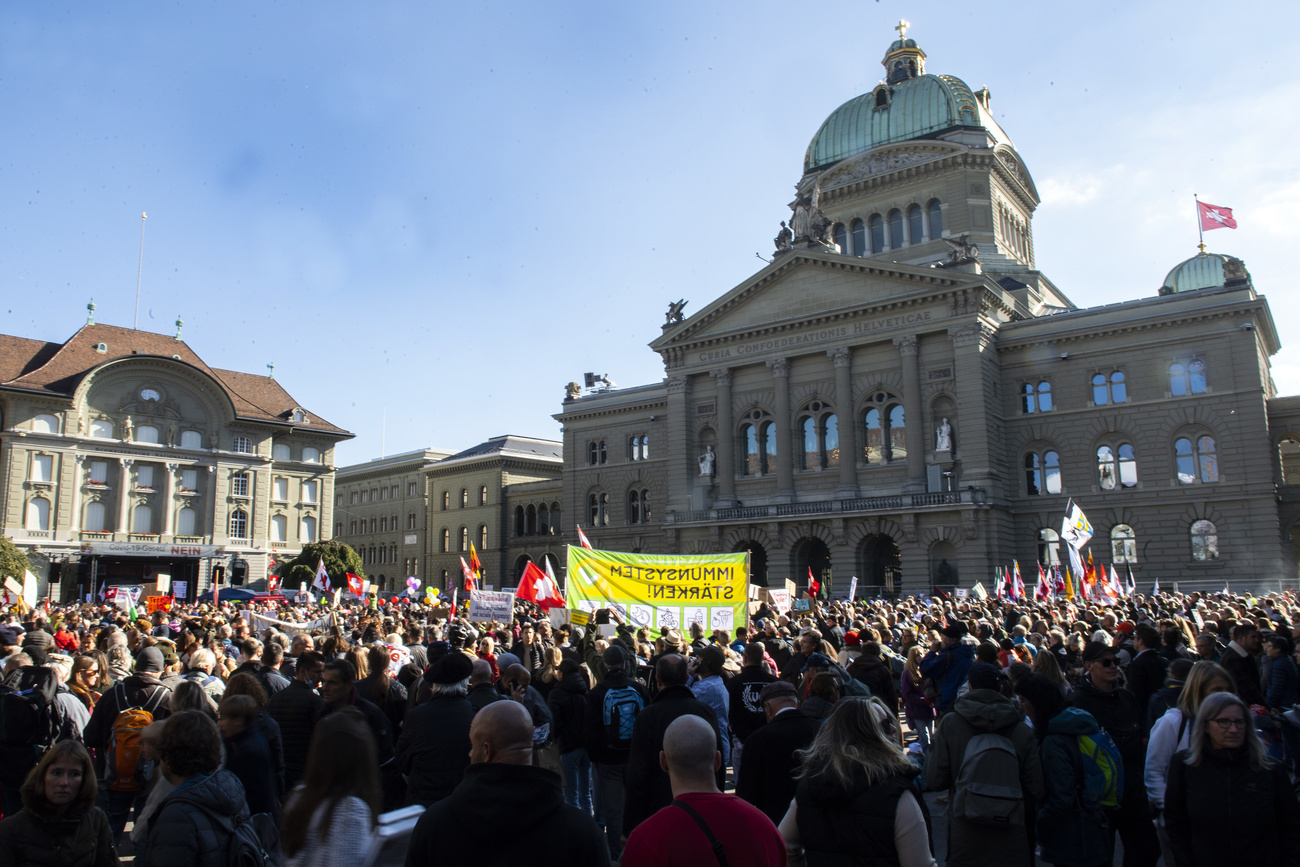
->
<box><xmin>1</xmin><ymin>582</ymin><xmax>1299</xmax><ymax>866</ymax></box>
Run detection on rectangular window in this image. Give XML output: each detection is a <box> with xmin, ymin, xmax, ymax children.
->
<box><xmin>31</xmin><ymin>454</ymin><xmax>53</xmax><ymax>482</ymax></box>
<box><xmin>335</xmin><ymin>493</ymin><xmax>343</xmax><ymax>507</ymax></box>
<box><xmin>408</xmin><ymin>481</ymin><xmax>417</xmax><ymax>496</ymax></box>
<box><xmin>231</xmin><ymin>472</ymin><xmax>250</xmax><ymax>498</ymax></box>
<box><xmin>390</xmin><ymin>485</ymin><xmax>398</xmax><ymax>498</ymax></box>
<box><xmin>136</xmin><ymin>464</ymin><xmax>154</xmax><ymax>489</ymax></box>
<box><xmin>271</xmin><ymin>514</ymin><xmax>287</xmax><ymax>543</ymax></box>
<box><xmin>90</xmin><ymin>460</ymin><xmax>109</xmax><ymax>485</ymax></box>
<box><xmin>273</xmin><ymin>477</ymin><xmax>288</xmax><ymax>501</ymax></box>
<box><xmin>408</xmin><ymin>513</ymin><xmax>416</xmax><ymax>530</ymax></box>
<box><xmin>302</xmin><ymin>480</ymin><xmax>318</xmax><ymax>503</ymax></box>
<box><xmin>181</xmin><ymin>468</ymin><xmax>198</xmax><ymax>491</ymax></box>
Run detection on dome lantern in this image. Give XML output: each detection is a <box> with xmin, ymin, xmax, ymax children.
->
<box><xmin>882</xmin><ymin>19</ymin><xmax>926</xmax><ymax>84</ymax></box>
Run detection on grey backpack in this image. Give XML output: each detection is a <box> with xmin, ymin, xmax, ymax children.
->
<box><xmin>952</xmin><ymin>729</ymin><xmax>1025</xmax><ymax>826</ymax></box>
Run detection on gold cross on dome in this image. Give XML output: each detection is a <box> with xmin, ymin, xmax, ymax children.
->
<box><xmin>895</xmin><ymin>19</ymin><xmax>910</xmax><ymax>39</ymax></box>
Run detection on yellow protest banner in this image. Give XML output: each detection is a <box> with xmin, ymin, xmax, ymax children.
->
<box><xmin>566</xmin><ymin>546</ymin><xmax>748</xmax><ymax>633</ymax></box>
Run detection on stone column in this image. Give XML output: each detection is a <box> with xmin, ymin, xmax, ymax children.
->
<box><xmin>829</xmin><ymin>347</ymin><xmax>859</xmax><ymax>497</ymax></box>
<box><xmin>712</xmin><ymin>368</ymin><xmax>737</xmax><ymax>507</ymax></box>
<box><xmin>162</xmin><ymin>463</ymin><xmax>178</xmax><ymax>536</ymax></box>
<box><xmin>948</xmin><ymin>323</ymin><xmax>998</xmax><ymax>493</ymax></box>
<box><xmin>665</xmin><ymin>375</ymin><xmax>692</xmax><ymax>514</ymax></box>
<box><xmin>208</xmin><ymin>465</ymin><xmax>218</xmax><ymax>542</ymax></box>
<box><xmin>69</xmin><ymin>455</ymin><xmax>86</xmax><ymax>534</ymax></box>
<box><xmin>893</xmin><ymin>336</ymin><xmax>926</xmax><ymax>491</ymax></box>
<box><xmin>767</xmin><ymin>358</ymin><xmax>795</xmax><ymax>502</ymax></box>
<box><xmin>117</xmin><ymin>459</ymin><xmax>134</xmax><ymax>533</ymax></box>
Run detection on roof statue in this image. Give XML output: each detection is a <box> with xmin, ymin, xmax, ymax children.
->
<box><xmin>666</xmin><ymin>299</ymin><xmax>687</xmax><ymax>324</ymax></box>
<box><xmin>939</xmin><ymin>233</ymin><xmax>979</xmax><ymax>266</ymax></box>
<box><xmin>565</xmin><ymin>381</ymin><xmax>582</xmax><ymax>401</ymax></box>
<box><xmin>774</xmin><ymin>220</ymin><xmax>793</xmax><ymax>253</ymax></box>
<box><xmin>789</xmin><ymin>183</ymin><xmax>834</xmax><ymax>248</ymax></box>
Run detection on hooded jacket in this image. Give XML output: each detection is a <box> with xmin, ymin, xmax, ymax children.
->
<box><xmin>1069</xmin><ymin>678</ymin><xmax>1145</xmax><ymax>801</ymax></box>
<box><xmin>1036</xmin><ymin>708</ymin><xmax>1109</xmax><ymax>867</ymax></box>
<box><xmin>403</xmin><ymin>763</ymin><xmax>609</xmax><ymax>867</ymax></box>
<box><xmin>919</xmin><ymin>642</ymin><xmax>975</xmax><ymax>712</ymax></box>
<box><xmin>137</xmin><ymin>770</ymin><xmax>249</xmax><ymax>867</ymax></box>
<box><xmin>924</xmin><ymin>689</ymin><xmax>1043</xmax><ymax>867</ymax></box>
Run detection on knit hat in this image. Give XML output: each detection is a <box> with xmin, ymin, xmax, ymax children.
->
<box><xmin>603</xmin><ymin>644</ymin><xmax>629</xmax><ymax>671</ymax></box>
<box><xmin>967</xmin><ymin>662</ymin><xmax>1005</xmax><ymax>691</ymax></box>
<box><xmin>844</xmin><ymin>631</ymin><xmax>860</xmax><ymax>646</ymax></box>
<box><xmin>135</xmin><ymin>646</ymin><xmax>165</xmax><ymax>675</ymax></box>
<box><xmin>800</xmin><ymin>652</ymin><xmax>834</xmax><ymax>672</ymax></box>
<box><xmin>0</xmin><ymin>627</ymin><xmax>18</xmax><ymax>647</ymax></box>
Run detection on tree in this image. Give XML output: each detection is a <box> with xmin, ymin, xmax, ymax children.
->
<box><xmin>0</xmin><ymin>536</ymin><xmax>31</xmax><ymax>582</ymax></box>
<box><xmin>278</xmin><ymin>540</ymin><xmax>363</xmax><ymax>591</ymax></box>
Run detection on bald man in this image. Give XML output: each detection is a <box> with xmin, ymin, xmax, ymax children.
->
<box><xmin>620</xmin><ymin>715</ymin><xmax>785</xmax><ymax>867</ymax></box>
<box><xmin>404</xmin><ymin>701</ymin><xmax>610</xmax><ymax>867</ymax></box>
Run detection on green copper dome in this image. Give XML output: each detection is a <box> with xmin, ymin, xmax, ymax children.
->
<box><xmin>804</xmin><ymin>58</ymin><xmax>1013</xmax><ymax>173</ymax></box>
<box><xmin>1160</xmin><ymin>252</ymin><xmax>1249</xmax><ymax>295</ymax></box>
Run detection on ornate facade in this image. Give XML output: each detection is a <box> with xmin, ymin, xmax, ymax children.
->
<box><xmin>0</xmin><ymin>316</ymin><xmax>351</xmax><ymax>601</ymax></box>
<box><xmin>555</xmin><ymin>27</ymin><xmax>1295</xmax><ymax>593</ymax></box>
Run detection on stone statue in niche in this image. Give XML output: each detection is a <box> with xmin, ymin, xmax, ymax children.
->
<box><xmin>565</xmin><ymin>381</ymin><xmax>582</xmax><ymax>401</ymax></box>
<box><xmin>698</xmin><ymin>445</ymin><xmax>715</xmax><ymax>476</ymax></box>
<box><xmin>936</xmin><ymin>418</ymin><xmax>952</xmax><ymax>452</ymax></box>
<box><xmin>166</xmin><ymin>425</ymin><xmax>176</xmax><ymax>447</ymax></box>
<box><xmin>121</xmin><ymin>415</ymin><xmax>133</xmax><ymax>441</ymax></box>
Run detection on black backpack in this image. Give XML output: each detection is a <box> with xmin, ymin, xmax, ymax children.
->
<box><xmin>0</xmin><ymin>667</ymin><xmax>65</xmax><ymax>753</ymax></box>
<box><xmin>193</xmin><ymin>804</ymin><xmax>281</xmax><ymax>867</ymax></box>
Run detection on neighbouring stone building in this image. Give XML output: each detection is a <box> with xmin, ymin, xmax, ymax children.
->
<box><xmin>0</xmin><ymin>314</ymin><xmax>351</xmax><ymax>601</ymax></box>
<box><xmin>554</xmin><ymin>26</ymin><xmax>1298</xmax><ymax>594</ymax></box>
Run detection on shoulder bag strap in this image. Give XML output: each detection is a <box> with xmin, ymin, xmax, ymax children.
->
<box><xmin>672</xmin><ymin>799</ymin><xmax>729</xmax><ymax>867</ymax></box>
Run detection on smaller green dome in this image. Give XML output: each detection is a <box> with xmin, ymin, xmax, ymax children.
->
<box><xmin>887</xmin><ymin>37</ymin><xmax>919</xmax><ymax>52</ymax></box>
<box><xmin>1160</xmin><ymin>252</ymin><xmax>1249</xmax><ymax>295</ymax></box>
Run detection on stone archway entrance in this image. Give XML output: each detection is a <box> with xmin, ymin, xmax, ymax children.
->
<box><xmin>513</xmin><ymin>555</ymin><xmax>533</xmax><ymax>583</ymax></box>
<box><xmin>860</xmin><ymin>534</ymin><xmax>901</xmax><ymax>595</ymax></box>
<box><xmin>732</xmin><ymin>540</ymin><xmax>768</xmax><ymax>587</ymax></box>
<box><xmin>792</xmin><ymin>537</ymin><xmax>831</xmax><ymax>593</ymax></box>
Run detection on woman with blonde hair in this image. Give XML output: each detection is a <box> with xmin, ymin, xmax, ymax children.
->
<box><xmin>0</xmin><ymin>741</ymin><xmax>116</xmax><ymax>866</ymax></box>
<box><xmin>1164</xmin><ymin>692</ymin><xmax>1300</xmax><ymax>866</ymax></box>
<box><xmin>779</xmin><ymin>697</ymin><xmax>935</xmax><ymax>867</ymax></box>
<box><xmin>900</xmin><ymin>646</ymin><xmax>936</xmax><ymax>751</ymax></box>
<box><xmin>1031</xmin><ymin>647</ymin><xmax>1072</xmax><ymax>698</ymax></box>
<box><xmin>1145</xmin><ymin>661</ymin><xmax>1235</xmax><ymax>815</ymax></box>
<box><xmin>533</xmin><ymin>646</ymin><xmax>564</xmax><ymax>701</ymax></box>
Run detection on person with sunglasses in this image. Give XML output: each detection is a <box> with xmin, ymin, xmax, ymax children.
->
<box><xmin>1069</xmin><ymin>641</ymin><xmax>1160</xmax><ymax>867</ymax></box>
<box><xmin>1164</xmin><ymin>692</ymin><xmax>1300</xmax><ymax>866</ymax></box>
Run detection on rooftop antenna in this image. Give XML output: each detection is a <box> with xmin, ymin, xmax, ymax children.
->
<box><xmin>133</xmin><ymin>212</ymin><xmax>147</xmax><ymax>329</ymax></box>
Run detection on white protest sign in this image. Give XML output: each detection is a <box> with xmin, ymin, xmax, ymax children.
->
<box><xmin>768</xmin><ymin>589</ymin><xmax>791</xmax><ymax>612</ymax></box>
<box><xmin>468</xmin><ymin>589</ymin><xmax>513</xmax><ymax>622</ymax></box>
<box><xmin>848</xmin><ymin>576</ymin><xmax>858</xmax><ymax>601</ymax></box>
<box><xmin>955</xmin><ymin>588</ymin><xmax>969</xmax><ymax>598</ymax></box>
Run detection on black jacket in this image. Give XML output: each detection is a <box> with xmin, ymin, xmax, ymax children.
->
<box><xmin>222</xmin><ymin>725</ymin><xmax>277</xmax><ymax>816</ymax></box>
<box><xmin>585</xmin><ymin>670</ymin><xmax>650</xmax><ymax>765</ymax></box>
<box><xmin>265</xmin><ymin>679</ymin><xmax>322</xmax><ymax>787</ymax></box>
<box><xmin>321</xmin><ymin>690</ymin><xmax>394</xmax><ymax>766</ymax></box>
<box><xmin>1220</xmin><ymin>644</ymin><xmax>1266</xmax><ymax>705</ymax></box>
<box><xmin>848</xmin><ymin>656</ymin><xmax>898</xmax><ymax>708</ymax></box>
<box><xmin>137</xmin><ymin>770</ymin><xmax>249</xmax><ymax>867</ymax></box>
<box><xmin>251</xmin><ymin>666</ymin><xmax>291</xmax><ymax>698</ymax></box>
<box><xmin>622</xmin><ymin>684</ymin><xmax>723</xmax><ymax>832</ymax></box>
<box><xmin>0</xmin><ymin>804</ymin><xmax>115</xmax><ymax>867</ymax></box>
<box><xmin>404</xmin><ymin>763</ymin><xmax>609</xmax><ymax>867</ymax></box>
<box><xmin>82</xmin><ymin>675</ymin><xmax>171</xmax><ymax>773</ymax></box>
<box><xmin>795</xmin><ymin>764</ymin><xmax>927</xmax><ymax>867</ymax></box>
<box><xmin>1165</xmin><ymin>747</ymin><xmax>1300</xmax><ymax>867</ymax></box>
<box><xmin>1123</xmin><ymin>649</ymin><xmax>1166</xmax><ymax>714</ymax></box>
<box><xmin>547</xmin><ymin>672</ymin><xmax>589</xmax><ymax>754</ymax></box>
<box><xmin>726</xmin><ymin>665</ymin><xmax>777</xmax><ymax>742</ymax></box>
<box><xmin>467</xmin><ymin>682</ymin><xmax>504</xmax><ymax>715</ymax></box>
<box><xmin>357</xmin><ymin>673</ymin><xmax>409</xmax><ymax>738</ymax></box>
<box><xmin>1070</xmin><ymin>679</ymin><xmax>1146</xmax><ymax>802</ymax></box>
<box><xmin>395</xmin><ymin>693</ymin><xmax>474</xmax><ymax>807</ymax></box>
<box><xmin>735</xmin><ymin>708</ymin><xmax>822</xmax><ymax>825</ymax></box>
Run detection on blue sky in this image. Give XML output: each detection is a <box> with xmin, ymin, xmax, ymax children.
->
<box><xmin>3</xmin><ymin>2</ymin><xmax>1297</xmax><ymax>465</ymax></box>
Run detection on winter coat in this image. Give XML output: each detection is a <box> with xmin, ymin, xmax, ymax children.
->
<box><xmin>395</xmin><ymin>693</ymin><xmax>474</xmax><ymax>807</ymax></box>
<box><xmin>849</xmin><ymin>656</ymin><xmax>898</xmax><ymax>709</ymax></box>
<box><xmin>404</xmin><ymin>762</ymin><xmax>609</xmax><ymax>867</ymax></box>
<box><xmin>1220</xmin><ymin>643</ymin><xmax>1265</xmax><ymax>705</ymax></box>
<box><xmin>223</xmin><ymin>725</ymin><xmax>278</xmax><ymax>817</ymax></box>
<box><xmin>924</xmin><ymin>689</ymin><xmax>1043</xmax><ymax>867</ymax></box>
<box><xmin>585</xmin><ymin>670</ymin><xmax>650</xmax><ymax>765</ymax></box>
<box><xmin>1267</xmin><ymin>653</ymin><xmax>1299</xmax><ymax>710</ymax></box>
<box><xmin>265</xmin><ymin>679</ymin><xmax>323</xmax><ymax>788</ymax></box>
<box><xmin>726</xmin><ymin>665</ymin><xmax>777</xmax><ymax>742</ymax></box>
<box><xmin>1069</xmin><ymin>678</ymin><xmax>1146</xmax><ymax>802</ymax></box>
<box><xmin>1165</xmin><ymin>747</ymin><xmax>1300</xmax><ymax>867</ymax></box>
<box><xmin>901</xmin><ymin>668</ymin><xmax>935</xmax><ymax>722</ymax></box>
<box><xmin>919</xmin><ymin>642</ymin><xmax>975</xmax><ymax>713</ymax></box>
<box><xmin>1123</xmin><ymin>649</ymin><xmax>1166</xmax><ymax>714</ymax></box>
<box><xmin>547</xmin><ymin>671</ymin><xmax>589</xmax><ymax>754</ymax></box>
<box><xmin>1036</xmin><ymin>708</ymin><xmax>1110</xmax><ymax>867</ymax></box>
<box><xmin>622</xmin><ymin>684</ymin><xmax>723</xmax><ymax>832</ymax></box>
<box><xmin>81</xmin><ymin>675</ymin><xmax>171</xmax><ymax>775</ymax></box>
<box><xmin>136</xmin><ymin>770</ymin><xmax>249</xmax><ymax>867</ymax></box>
<box><xmin>735</xmin><ymin>707</ymin><xmax>822</xmax><ymax>825</ymax></box>
<box><xmin>467</xmin><ymin>682</ymin><xmax>504</xmax><ymax>715</ymax></box>
<box><xmin>0</xmin><ymin>804</ymin><xmax>116</xmax><ymax>867</ymax></box>
<box><xmin>794</xmin><ymin>762</ymin><xmax>928</xmax><ymax>867</ymax></box>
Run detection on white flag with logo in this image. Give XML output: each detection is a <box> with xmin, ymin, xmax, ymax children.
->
<box><xmin>1060</xmin><ymin>501</ymin><xmax>1093</xmax><ymax>550</ymax></box>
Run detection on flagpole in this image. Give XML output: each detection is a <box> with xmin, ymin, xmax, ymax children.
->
<box><xmin>1194</xmin><ymin>194</ymin><xmax>1205</xmax><ymax>253</ymax></box>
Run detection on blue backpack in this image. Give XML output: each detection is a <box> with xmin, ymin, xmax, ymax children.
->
<box><xmin>602</xmin><ymin>685</ymin><xmax>644</xmax><ymax>750</ymax></box>
<box><xmin>1075</xmin><ymin>729</ymin><xmax>1124</xmax><ymax>810</ymax></box>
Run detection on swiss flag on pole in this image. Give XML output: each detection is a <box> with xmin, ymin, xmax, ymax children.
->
<box><xmin>807</xmin><ymin>567</ymin><xmax>821</xmax><ymax>599</ymax></box>
<box><xmin>346</xmin><ymin>573</ymin><xmax>364</xmax><ymax>596</ymax></box>
<box><xmin>517</xmin><ymin>561</ymin><xmax>565</xmax><ymax>609</ymax></box>
<box><xmin>576</xmin><ymin>525</ymin><xmax>593</xmax><ymax>549</ymax></box>
<box><xmin>1198</xmin><ymin>201</ymin><xmax>1237</xmax><ymax>231</ymax></box>
<box><xmin>312</xmin><ymin>558</ymin><xmax>331</xmax><ymax>594</ymax></box>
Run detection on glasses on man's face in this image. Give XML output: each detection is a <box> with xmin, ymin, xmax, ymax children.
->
<box><xmin>1092</xmin><ymin>658</ymin><xmax>1116</xmax><ymax>668</ymax></box>
<box><xmin>1212</xmin><ymin>717</ymin><xmax>1246</xmax><ymax>730</ymax></box>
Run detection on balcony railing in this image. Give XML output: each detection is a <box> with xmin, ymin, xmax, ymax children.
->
<box><xmin>665</xmin><ymin>489</ymin><xmax>979</xmax><ymax>525</ymax></box>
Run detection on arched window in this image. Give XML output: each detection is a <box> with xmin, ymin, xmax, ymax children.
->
<box><xmin>1021</xmin><ymin>381</ymin><xmax>1052</xmax><ymax>413</ymax></box>
<box><xmin>907</xmin><ymin>205</ymin><xmax>924</xmax><ymax>244</ymax></box>
<box><xmin>1117</xmin><ymin>444</ymin><xmax>1138</xmax><ymax>487</ymax></box>
<box><xmin>175</xmin><ymin>506</ymin><xmax>195</xmax><ymax>536</ymax></box>
<box><xmin>862</xmin><ymin>393</ymin><xmax>906</xmax><ymax>463</ymax></box>
<box><xmin>478</xmin><ymin>525</ymin><xmax>488</xmax><ymax>550</ymax></box>
<box><xmin>863</xmin><ymin>407</ymin><xmax>883</xmax><ymax>463</ymax></box>
<box><xmin>1175</xmin><ymin>435</ymin><xmax>1218</xmax><ymax>484</ymax></box>
<box><xmin>1097</xmin><ymin>446</ymin><xmax>1117</xmax><ymax>489</ymax></box>
<box><xmin>1170</xmin><ymin>360</ymin><xmax>1208</xmax><ymax>396</ymax></box>
<box><xmin>479</xmin><ymin>485</ymin><xmax>488</xmax><ymax>506</ymax></box>
<box><xmin>514</xmin><ymin>506</ymin><xmax>524</xmax><ymax>537</ymax></box>
<box><xmin>927</xmin><ymin>199</ymin><xmax>943</xmax><ymax>238</ymax></box>
<box><xmin>850</xmin><ymin>218</ymin><xmax>865</xmax><ymax>257</ymax></box>
<box><xmin>302</xmin><ymin>447</ymin><xmax>321</xmax><ymax>463</ymax></box>
<box><xmin>1097</xmin><ymin>444</ymin><xmax>1137</xmax><ymax>490</ymax></box>
<box><xmin>460</xmin><ymin>488</ymin><xmax>468</xmax><ymax>508</ymax></box>
<box><xmin>887</xmin><ymin>209</ymin><xmax>903</xmax><ymax>249</ymax></box>
<box><xmin>801</xmin><ymin>416</ymin><xmax>818</xmax><ymax>469</ymax></box>
<box><xmin>1025</xmin><ymin>450</ymin><xmax>1061</xmax><ymax>495</ymax></box>
<box><xmin>27</xmin><ymin>496</ymin><xmax>51</xmax><ymax>531</ymax></box>
<box><xmin>824</xmin><ymin>414</ymin><xmax>839</xmax><ymax>468</ymax></box>
<box><xmin>442</xmin><ymin>491</ymin><xmax>450</xmax><ymax>510</ymax></box>
<box><xmin>833</xmin><ymin>222</ymin><xmax>847</xmax><ymax>253</ymax></box>
<box><xmin>887</xmin><ymin>405</ymin><xmax>906</xmax><ymax>461</ymax></box>
<box><xmin>440</xmin><ymin>528</ymin><xmax>450</xmax><ymax>552</ymax></box>
<box><xmin>459</xmin><ymin>526</ymin><xmax>468</xmax><ymax>552</ymax></box>
<box><xmin>869</xmin><ymin>214</ymin><xmax>885</xmax><ymax>253</ymax></box>
<box><xmin>1109</xmin><ymin>371</ymin><xmax>1127</xmax><ymax>403</ymax></box>
<box><xmin>31</xmin><ymin>414</ymin><xmax>58</xmax><ymax>434</ymax></box>
<box><xmin>229</xmin><ymin>509</ymin><xmax>248</xmax><ymax>539</ymax></box>
<box><xmin>1092</xmin><ymin>374</ymin><xmax>1109</xmax><ymax>405</ymax></box>
<box><xmin>273</xmin><ymin>443</ymin><xmax>290</xmax><ymax>461</ymax></box>
<box><xmin>301</xmin><ymin>515</ymin><xmax>317</xmax><ymax>543</ymax></box>
<box><xmin>1111</xmin><ymin>524</ymin><xmax>1137</xmax><ymax>564</ymax></box>
<box><xmin>625</xmin><ymin>488</ymin><xmax>650</xmax><ymax>525</ymax></box>
<box><xmin>526</xmin><ymin>504</ymin><xmax>537</xmax><ymax>536</ymax></box>
<box><xmin>180</xmin><ymin>430</ymin><xmax>203</xmax><ymax>449</ymax></box>
<box><xmin>538</xmin><ymin>504</ymin><xmax>549</xmax><ymax>535</ymax></box>
<box><xmin>271</xmin><ymin>514</ymin><xmax>287</xmax><ymax>543</ymax></box>
<box><xmin>136</xmin><ymin>425</ymin><xmax>159</xmax><ymax>444</ymax></box>
<box><xmin>588</xmin><ymin>440</ymin><xmax>607</xmax><ymax>466</ymax></box>
<box><xmin>90</xmin><ymin>419</ymin><xmax>114</xmax><ymax>439</ymax></box>
<box><xmin>1190</xmin><ymin>520</ymin><xmax>1218</xmax><ymax>561</ymax></box>
<box><xmin>369</xmin><ymin>517</ymin><xmax>377</xmax><ymax>533</ymax></box>
<box><xmin>762</xmin><ymin>421</ymin><xmax>777</xmax><ymax>473</ymax></box>
<box><xmin>85</xmin><ymin>501</ymin><xmax>107</xmax><ymax>533</ymax></box>
<box><xmin>551</xmin><ymin>502</ymin><xmax>561</xmax><ymax>533</ymax></box>
<box><xmin>380</xmin><ymin>516</ymin><xmax>388</xmax><ymax>532</ymax></box>
<box><xmin>1280</xmin><ymin>437</ymin><xmax>1300</xmax><ymax>485</ymax></box>
<box><xmin>588</xmin><ymin>492</ymin><xmax>606</xmax><ymax>527</ymax></box>
<box><xmin>1188</xmin><ymin>360</ymin><xmax>1207</xmax><ymax>394</ymax></box>
<box><xmin>130</xmin><ymin>503</ymin><xmax>152</xmax><ymax>534</ymax></box>
<box><xmin>1038</xmin><ymin>528</ymin><xmax>1061</xmax><ymax>566</ymax></box>
<box><xmin>743</xmin><ymin>423</ymin><xmax>760</xmax><ymax>475</ymax></box>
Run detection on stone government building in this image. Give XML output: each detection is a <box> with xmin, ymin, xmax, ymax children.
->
<box><xmin>0</xmin><ymin>313</ymin><xmax>351</xmax><ymax>601</ymax></box>
<box><xmin>555</xmin><ymin>26</ymin><xmax>1300</xmax><ymax>595</ymax></box>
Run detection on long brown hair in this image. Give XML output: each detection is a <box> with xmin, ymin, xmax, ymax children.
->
<box><xmin>21</xmin><ymin>741</ymin><xmax>98</xmax><ymax>820</ymax></box>
<box><xmin>281</xmin><ymin>709</ymin><xmax>380</xmax><ymax>856</ymax></box>
<box><xmin>365</xmin><ymin>644</ymin><xmax>392</xmax><ymax>707</ymax></box>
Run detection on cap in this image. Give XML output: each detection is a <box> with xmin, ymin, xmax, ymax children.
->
<box><xmin>1082</xmin><ymin>640</ymin><xmax>1116</xmax><ymax>662</ymax></box>
<box><xmin>967</xmin><ymin>662</ymin><xmax>1005</xmax><ymax>692</ymax></box>
<box><xmin>801</xmin><ymin>652</ymin><xmax>834</xmax><ymax>672</ymax></box>
<box><xmin>603</xmin><ymin>644</ymin><xmax>629</xmax><ymax>671</ymax></box>
<box><xmin>157</xmin><ymin>642</ymin><xmax>179</xmax><ymax>666</ymax></box>
<box><xmin>696</xmin><ymin>644</ymin><xmax>724</xmax><ymax>673</ymax></box>
<box><xmin>135</xmin><ymin>647</ymin><xmax>165</xmax><ymax>675</ymax></box>
<box><xmin>759</xmin><ymin>680</ymin><xmax>798</xmax><ymax>703</ymax></box>
<box><xmin>0</xmin><ymin>627</ymin><xmax>18</xmax><ymax>646</ymax></box>
<box><xmin>426</xmin><ymin>650</ymin><xmax>474</xmax><ymax>684</ymax></box>
<box><xmin>940</xmin><ymin>620</ymin><xmax>969</xmax><ymax>639</ymax></box>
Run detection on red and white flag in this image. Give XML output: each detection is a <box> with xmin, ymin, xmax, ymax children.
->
<box><xmin>516</xmin><ymin>561</ymin><xmax>565</xmax><ymax>610</ymax></box>
<box><xmin>1197</xmin><ymin>201</ymin><xmax>1237</xmax><ymax>231</ymax></box>
<box><xmin>459</xmin><ymin>556</ymin><xmax>477</xmax><ymax>592</ymax></box>
<box><xmin>576</xmin><ymin>524</ymin><xmax>593</xmax><ymax>549</ymax></box>
<box><xmin>807</xmin><ymin>567</ymin><xmax>821</xmax><ymax>599</ymax></box>
<box><xmin>1036</xmin><ymin>564</ymin><xmax>1052</xmax><ymax>601</ymax></box>
<box><xmin>1012</xmin><ymin>561</ymin><xmax>1025</xmax><ymax>601</ymax></box>
<box><xmin>312</xmin><ymin>557</ymin><xmax>331</xmax><ymax>594</ymax></box>
<box><xmin>346</xmin><ymin>572</ymin><xmax>364</xmax><ymax>596</ymax></box>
